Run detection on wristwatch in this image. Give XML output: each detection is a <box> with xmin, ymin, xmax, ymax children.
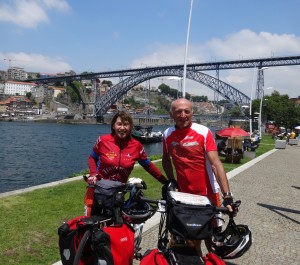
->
<box><xmin>223</xmin><ymin>192</ymin><xmax>233</xmax><ymax>198</ymax></box>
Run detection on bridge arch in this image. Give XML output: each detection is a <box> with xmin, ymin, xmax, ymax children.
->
<box><xmin>94</xmin><ymin>68</ymin><xmax>250</xmax><ymax>116</ymax></box>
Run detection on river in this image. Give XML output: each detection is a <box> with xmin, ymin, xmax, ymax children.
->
<box><xmin>0</xmin><ymin>121</ymin><xmax>171</xmax><ymax>194</ymax></box>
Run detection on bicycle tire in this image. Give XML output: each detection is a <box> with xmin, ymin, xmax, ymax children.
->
<box><xmin>134</xmin><ymin>223</ymin><xmax>144</xmax><ymax>251</ymax></box>
<box><xmin>73</xmin><ymin>229</ymin><xmax>92</xmax><ymax>265</ymax></box>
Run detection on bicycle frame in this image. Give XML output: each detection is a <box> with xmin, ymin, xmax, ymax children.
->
<box><xmin>138</xmin><ymin>192</ymin><xmax>240</xmax><ymax>265</ymax></box>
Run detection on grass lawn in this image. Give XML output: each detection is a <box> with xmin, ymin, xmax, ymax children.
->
<box><xmin>0</xmin><ymin>134</ymin><xmax>275</xmax><ymax>265</ymax></box>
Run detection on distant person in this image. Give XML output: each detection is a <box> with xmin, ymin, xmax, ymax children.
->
<box><xmin>162</xmin><ymin>98</ymin><xmax>234</xmax><ymax>256</ymax></box>
<box><xmin>84</xmin><ymin>111</ymin><xmax>167</xmax><ymax>216</ymax></box>
<box><xmin>289</xmin><ymin>129</ymin><xmax>296</xmax><ymax>139</ymax></box>
<box><xmin>251</xmin><ymin>130</ymin><xmax>260</xmax><ymax>142</ymax></box>
<box><xmin>217</xmin><ymin>138</ymin><xmax>227</xmax><ymax>156</ymax></box>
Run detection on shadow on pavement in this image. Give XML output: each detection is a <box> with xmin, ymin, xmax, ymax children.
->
<box><xmin>257</xmin><ymin>202</ymin><xmax>300</xmax><ymax>225</ymax></box>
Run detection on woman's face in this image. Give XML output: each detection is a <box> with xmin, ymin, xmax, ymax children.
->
<box><xmin>113</xmin><ymin>117</ymin><xmax>131</xmax><ymax>139</ymax></box>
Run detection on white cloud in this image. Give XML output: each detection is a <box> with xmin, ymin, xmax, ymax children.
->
<box><xmin>43</xmin><ymin>0</ymin><xmax>70</xmax><ymax>11</ymax></box>
<box><xmin>0</xmin><ymin>0</ymin><xmax>70</xmax><ymax>28</ymax></box>
<box><xmin>131</xmin><ymin>29</ymin><xmax>300</xmax><ymax>99</ymax></box>
<box><xmin>1</xmin><ymin>52</ymin><xmax>72</xmax><ymax>73</ymax></box>
<box><xmin>0</xmin><ymin>0</ymin><xmax>48</xmax><ymax>28</ymax></box>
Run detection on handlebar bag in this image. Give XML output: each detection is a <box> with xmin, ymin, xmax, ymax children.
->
<box><xmin>166</xmin><ymin>192</ymin><xmax>216</xmax><ymax>240</ymax></box>
<box><xmin>93</xmin><ymin>179</ymin><xmax>125</xmax><ymax>213</ymax></box>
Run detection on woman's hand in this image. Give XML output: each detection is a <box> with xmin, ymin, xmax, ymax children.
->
<box><xmin>87</xmin><ymin>175</ymin><xmax>98</xmax><ymax>185</ymax></box>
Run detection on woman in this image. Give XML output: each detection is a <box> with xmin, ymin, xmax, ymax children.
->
<box><xmin>84</xmin><ymin>111</ymin><xmax>167</xmax><ymax>216</ymax></box>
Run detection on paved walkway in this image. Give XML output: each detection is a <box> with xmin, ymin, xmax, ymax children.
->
<box><xmin>134</xmin><ymin>144</ymin><xmax>300</xmax><ymax>265</ymax></box>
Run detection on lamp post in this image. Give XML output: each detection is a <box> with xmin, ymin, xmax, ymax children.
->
<box><xmin>182</xmin><ymin>0</ymin><xmax>194</xmax><ymax>98</ymax></box>
<box><xmin>250</xmin><ymin>66</ymin><xmax>268</xmax><ymax>135</ymax></box>
<box><xmin>249</xmin><ymin>67</ymin><xmax>257</xmax><ymax>136</ymax></box>
<box><xmin>258</xmin><ymin>86</ymin><xmax>273</xmax><ymax>138</ymax></box>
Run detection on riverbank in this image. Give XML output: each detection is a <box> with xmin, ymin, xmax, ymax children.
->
<box><xmin>0</xmin><ymin>113</ymin><xmax>220</xmax><ymax>126</ymax></box>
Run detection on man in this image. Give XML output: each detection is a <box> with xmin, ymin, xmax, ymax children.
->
<box><xmin>162</xmin><ymin>98</ymin><xmax>234</xmax><ymax>256</ymax></box>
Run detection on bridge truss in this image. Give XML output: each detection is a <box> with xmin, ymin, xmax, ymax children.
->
<box><xmin>93</xmin><ymin>68</ymin><xmax>250</xmax><ymax>116</ymax></box>
<box><xmin>27</xmin><ymin>55</ymin><xmax>300</xmax><ymax>117</ymax></box>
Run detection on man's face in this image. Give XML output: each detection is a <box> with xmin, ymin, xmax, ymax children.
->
<box><xmin>170</xmin><ymin>100</ymin><xmax>193</xmax><ymax>129</ymax></box>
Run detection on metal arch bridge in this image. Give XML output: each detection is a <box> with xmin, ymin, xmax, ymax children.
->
<box><xmin>94</xmin><ymin>68</ymin><xmax>249</xmax><ymax>116</ymax></box>
<box><xmin>27</xmin><ymin>55</ymin><xmax>300</xmax><ymax>116</ymax></box>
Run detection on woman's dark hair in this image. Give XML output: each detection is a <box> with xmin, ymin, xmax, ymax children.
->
<box><xmin>111</xmin><ymin>111</ymin><xmax>133</xmax><ymax>135</ymax></box>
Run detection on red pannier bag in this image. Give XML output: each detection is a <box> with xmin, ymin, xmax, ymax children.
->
<box><xmin>59</xmin><ymin>216</ymin><xmax>134</xmax><ymax>265</ymax></box>
<box><xmin>203</xmin><ymin>252</ymin><xmax>226</xmax><ymax>265</ymax></box>
<box><xmin>102</xmin><ymin>223</ymin><xmax>135</xmax><ymax>265</ymax></box>
<box><xmin>139</xmin><ymin>249</ymin><xmax>169</xmax><ymax>265</ymax></box>
<box><xmin>58</xmin><ymin>216</ymin><xmax>95</xmax><ymax>265</ymax></box>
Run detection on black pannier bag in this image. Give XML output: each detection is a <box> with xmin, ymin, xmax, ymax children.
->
<box><xmin>166</xmin><ymin>191</ymin><xmax>216</xmax><ymax>240</ymax></box>
<box><xmin>92</xmin><ymin>179</ymin><xmax>125</xmax><ymax>215</ymax></box>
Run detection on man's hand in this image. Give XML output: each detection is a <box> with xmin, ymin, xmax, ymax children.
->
<box><xmin>223</xmin><ymin>196</ymin><xmax>234</xmax><ymax>212</ymax></box>
<box><xmin>162</xmin><ymin>179</ymin><xmax>179</xmax><ymax>199</ymax></box>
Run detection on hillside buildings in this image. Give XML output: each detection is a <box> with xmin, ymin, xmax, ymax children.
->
<box><xmin>4</xmin><ymin>80</ymin><xmax>36</xmax><ymax>96</ymax></box>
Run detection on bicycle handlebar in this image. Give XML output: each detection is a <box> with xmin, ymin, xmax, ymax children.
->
<box><xmin>139</xmin><ymin>195</ymin><xmax>241</xmax><ymax>216</ymax></box>
<box><xmin>83</xmin><ymin>176</ymin><xmax>240</xmax><ymax>216</ymax></box>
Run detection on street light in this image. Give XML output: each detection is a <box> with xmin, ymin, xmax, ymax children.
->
<box><xmin>249</xmin><ymin>68</ymin><xmax>256</xmax><ymax>136</ymax></box>
<box><xmin>182</xmin><ymin>0</ymin><xmax>194</xmax><ymax>98</ymax></box>
<box><xmin>258</xmin><ymin>86</ymin><xmax>273</xmax><ymax>138</ymax></box>
<box><xmin>250</xmin><ymin>67</ymin><xmax>269</xmax><ymax>136</ymax></box>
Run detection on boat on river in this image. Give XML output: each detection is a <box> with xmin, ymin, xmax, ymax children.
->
<box><xmin>132</xmin><ymin>125</ymin><xmax>163</xmax><ymax>143</ymax></box>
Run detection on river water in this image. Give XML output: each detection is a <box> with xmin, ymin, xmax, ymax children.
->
<box><xmin>0</xmin><ymin>121</ymin><xmax>171</xmax><ymax>194</ymax></box>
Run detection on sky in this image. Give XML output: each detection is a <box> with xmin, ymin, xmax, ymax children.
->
<box><xmin>1</xmin><ymin>0</ymin><xmax>300</xmax><ymax>100</ymax></box>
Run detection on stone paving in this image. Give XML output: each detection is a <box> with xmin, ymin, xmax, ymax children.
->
<box><xmin>134</xmin><ymin>144</ymin><xmax>300</xmax><ymax>265</ymax></box>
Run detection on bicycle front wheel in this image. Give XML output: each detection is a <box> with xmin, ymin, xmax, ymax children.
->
<box><xmin>73</xmin><ymin>230</ymin><xmax>92</xmax><ymax>265</ymax></box>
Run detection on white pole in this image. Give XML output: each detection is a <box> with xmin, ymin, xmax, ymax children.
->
<box><xmin>259</xmin><ymin>86</ymin><xmax>273</xmax><ymax>138</ymax></box>
<box><xmin>182</xmin><ymin>0</ymin><xmax>194</xmax><ymax>98</ymax></box>
<box><xmin>249</xmin><ymin>67</ymin><xmax>257</xmax><ymax>136</ymax></box>
<box><xmin>258</xmin><ymin>67</ymin><xmax>269</xmax><ymax>138</ymax></box>
<box><xmin>258</xmin><ymin>90</ymin><xmax>264</xmax><ymax>139</ymax></box>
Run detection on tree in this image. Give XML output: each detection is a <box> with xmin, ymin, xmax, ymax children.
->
<box><xmin>102</xmin><ymin>80</ymin><xmax>113</xmax><ymax>87</ymax></box>
<box><xmin>26</xmin><ymin>92</ymin><xmax>32</xmax><ymax>99</ymax></box>
<box><xmin>250</xmin><ymin>90</ymin><xmax>300</xmax><ymax>130</ymax></box>
<box><xmin>229</xmin><ymin>106</ymin><xmax>243</xmax><ymax>117</ymax></box>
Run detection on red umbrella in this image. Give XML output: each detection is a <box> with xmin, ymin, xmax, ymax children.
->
<box><xmin>216</xmin><ymin>127</ymin><xmax>249</xmax><ymax>163</ymax></box>
<box><xmin>216</xmin><ymin>127</ymin><xmax>249</xmax><ymax>138</ymax></box>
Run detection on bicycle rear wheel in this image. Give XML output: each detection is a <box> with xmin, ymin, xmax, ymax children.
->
<box><xmin>73</xmin><ymin>230</ymin><xmax>92</xmax><ymax>265</ymax></box>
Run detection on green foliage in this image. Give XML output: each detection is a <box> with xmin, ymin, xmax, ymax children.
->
<box><xmin>25</xmin><ymin>92</ymin><xmax>32</xmax><ymax>99</ymax></box>
<box><xmin>65</xmin><ymin>81</ymin><xmax>83</xmax><ymax>104</ymax></box>
<box><xmin>157</xmin><ymin>96</ymin><xmax>171</xmax><ymax>113</ymax></box>
<box><xmin>66</xmin><ymin>86</ymin><xmax>79</xmax><ymax>103</ymax></box>
<box><xmin>123</xmin><ymin>95</ymin><xmax>143</xmax><ymax>108</ymax></box>
<box><xmin>250</xmin><ymin>90</ymin><xmax>300</xmax><ymax>129</ymax></box>
<box><xmin>0</xmin><ymin>181</ymin><xmax>87</xmax><ymax>264</ymax></box>
<box><xmin>229</xmin><ymin>106</ymin><xmax>243</xmax><ymax>117</ymax></box>
<box><xmin>102</xmin><ymin>80</ymin><xmax>113</xmax><ymax>87</ymax></box>
<box><xmin>192</xmin><ymin>95</ymin><xmax>208</xmax><ymax>102</ymax></box>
